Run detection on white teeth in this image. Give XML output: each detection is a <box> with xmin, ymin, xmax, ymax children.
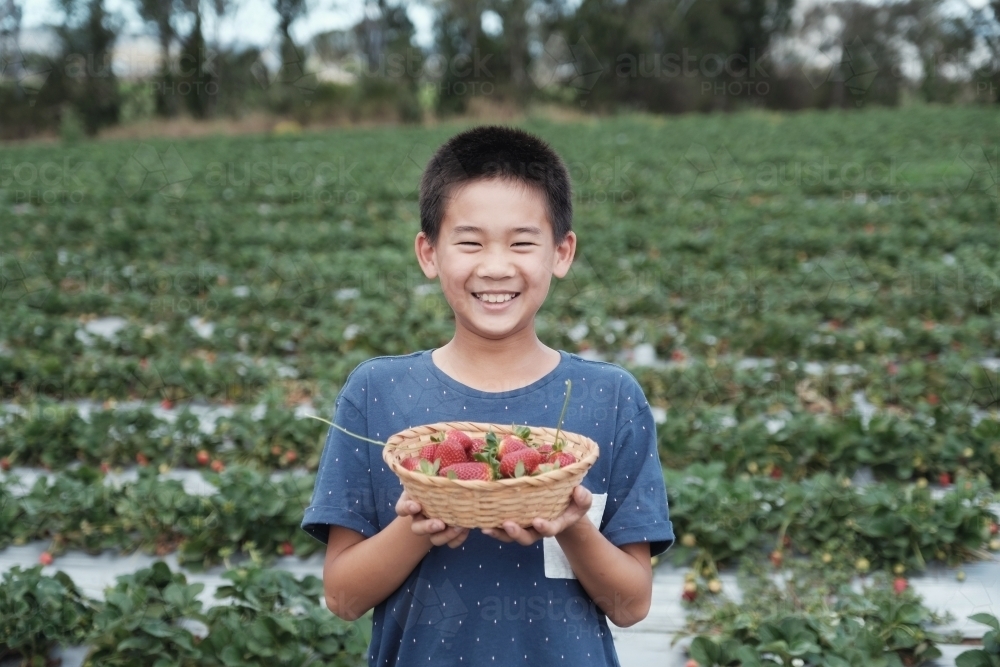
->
<box><xmin>476</xmin><ymin>293</ymin><xmax>516</xmax><ymax>303</ymax></box>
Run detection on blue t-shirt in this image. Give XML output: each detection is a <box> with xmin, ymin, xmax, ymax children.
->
<box><xmin>301</xmin><ymin>349</ymin><xmax>674</xmax><ymax>667</ymax></box>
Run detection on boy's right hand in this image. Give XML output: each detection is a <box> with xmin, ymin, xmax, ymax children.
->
<box><xmin>396</xmin><ymin>490</ymin><xmax>470</xmax><ymax>548</ymax></box>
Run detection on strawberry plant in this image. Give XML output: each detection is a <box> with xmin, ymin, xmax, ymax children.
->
<box><xmin>83</xmin><ymin>561</ymin><xmax>207</xmax><ymax>667</ymax></box>
<box><xmin>955</xmin><ymin>614</ymin><xmax>1000</xmax><ymax>667</ymax></box>
<box><xmin>0</xmin><ymin>565</ymin><xmax>96</xmax><ymax>667</ymax></box>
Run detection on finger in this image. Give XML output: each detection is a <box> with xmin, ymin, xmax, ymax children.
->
<box><xmin>502</xmin><ymin>521</ymin><xmax>540</xmax><ymax>546</ymax></box>
<box><xmin>396</xmin><ymin>500</ymin><xmax>422</xmax><ymax>517</ymax></box>
<box><xmin>430</xmin><ymin>525</ymin><xmax>466</xmax><ymax>547</ymax></box>
<box><xmin>446</xmin><ymin>529</ymin><xmax>470</xmax><ymax>548</ymax></box>
<box><xmin>531</xmin><ymin>517</ymin><xmax>560</xmax><ymax>536</ymax></box>
<box><xmin>481</xmin><ymin>527</ymin><xmax>514</xmax><ymax>542</ymax></box>
<box><xmin>410</xmin><ymin>518</ymin><xmax>446</xmax><ymax>535</ymax></box>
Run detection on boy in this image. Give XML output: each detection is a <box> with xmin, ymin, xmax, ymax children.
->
<box><xmin>301</xmin><ymin>125</ymin><xmax>674</xmax><ymax>666</ymax></box>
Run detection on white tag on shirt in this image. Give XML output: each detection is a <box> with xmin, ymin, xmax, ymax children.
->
<box><xmin>543</xmin><ymin>493</ymin><xmax>608</xmax><ymax>579</ymax></box>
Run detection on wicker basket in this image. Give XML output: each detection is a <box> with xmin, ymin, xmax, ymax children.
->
<box><xmin>383</xmin><ymin>421</ymin><xmax>600</xmax><ymax>529</ymax></box>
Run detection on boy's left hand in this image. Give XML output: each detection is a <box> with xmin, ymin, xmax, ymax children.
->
<box><xmin>481</xmin><ymin>485</ymin><xmax>593</xmax><ymax>546</ymax></box>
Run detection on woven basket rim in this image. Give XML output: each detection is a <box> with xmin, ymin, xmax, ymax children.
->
<box><xmin>382</xmin><ymin>421</ymin><xmax>599</xmax><ymax>486</ymax></box>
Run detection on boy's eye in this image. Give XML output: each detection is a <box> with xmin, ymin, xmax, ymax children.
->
<box><xmin>512</xmin><ymin>242</ymin><xmax>535</xmax><ymax>247</ymax></box>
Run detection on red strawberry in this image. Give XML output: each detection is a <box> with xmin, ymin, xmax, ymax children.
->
<box><xmin>136</xmin><ymin>453</ymin><xmax>149</xmax><ymax>466</ymax></box>
<box><xmin>927</xmin><ymin>394</ymin><xmax>939</xmax><ymax>406</ymax></box>
<box><xmin>39</xmin><ymin>552</ymin><xmax>53</xmax><ymax>566</ymax></box>
<box><xmin>990</xmin><ymin>522</ymin><xmax>998</xmax><ymax>535</ymax></box>
<box><xmin>468</xmin><ymin>438</ymin><xmax>487</xmax><ymax>456</ymax></box>
<box><xmin>893</xmin><ymin>577</ymin><xmax>908</xmax><ymax>594</ymax></box>
<box><xmin>100</xmin><ymin>462</ymin><xmax>110</xmax><ymax>474</ymax></box>
<box><xmin>769</xmin><ymin>550</ymin><xmax>783</xmax><ymax>567</ymax></box>
<box><xmin>445</xmin><ymin>429</ymin><xmax>474</xmax><ymax>452</ymax></box>
<box><xmin>497</xmin><ymin>435</ymin><xmax>528</xmax><ymax>460</ymax></box>
<box><xmin>401</xmin><ymin>457</ymin><xmax>421</xmax><ymax>471</ymax></box>
<box><xmin>681</xmin><ymin>589</ymin><xmax>697</xmax><ymax>602</ymax></box>
<box><xmin>938</xmin><ymin>472</ymin><xmax>951</xmax><ymax>486</ymax></box>
<box><xmin>499</xmin><ymin>448</ymin><xmax>542</xmax><ymax>478</ymax></box>
<box><xmin>770</xmin><ymin>467</ymin><xmax>783</xmax><ymax>479</ymax></box>
<box><xmin>441</xmin><ymin>462</ymin><xmax>494</xmax><ymax>481</ymax></box>
<box><xmin>536</xmin><ymin>444</ymin><xmax>553</xmax><ymax>458</ymax></box>
<box><xmin>420</xmin><ymin>443</ymin><xmax>439</xmax><ymax>463</ymax></box>
<box><xmin>211</xmin><ymin>459</ymin><xmax>225</xmax><ymax>472</ymax></box>
<box><xmin>161</xmin><ymin>399</ymin><xmax>173</xmax><ymax>410</ymax></box>
<box><xmin>196</xmin><ymin>450</ymin><xmax>210</xmax><ymax>466</ymax></box>
<box><xmin>281</xmin><ymin>542</ymin><xmax>294</xmax><ymax>556</ymax></box>
<box><xmin>0</xmin><ymin>457</ymin><xmax>10</xmax><ymax>472</ymax></box>
<box><xmin>282</xmin><ymin>450</ymin><xmax>298</xmax><ymax>464</ymax></box>
<box><xmin>436</xmin><ymin>440</ymin><xmax>469</xmax><ymax>469</ymax></box>
<box><xmin>549</xmin><ymin>451</ymin><xmax>577</xmax><ymax>468</ymax></box>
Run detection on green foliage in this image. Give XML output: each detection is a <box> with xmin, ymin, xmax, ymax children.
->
<box><xmin>0</xmin><ymin>565</ymin><xmax>96</xmax><ymax>665</ymax></box>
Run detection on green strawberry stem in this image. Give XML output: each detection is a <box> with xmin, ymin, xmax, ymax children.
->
<box><xmin>552</xmin><ymin>379</ymin><xmax>572</xmax><ymax>449</ymax></box>
<box><xmin>306</xmin><ymin>415</ymin><xmax>389</xmax><ymax>447</ymax></box>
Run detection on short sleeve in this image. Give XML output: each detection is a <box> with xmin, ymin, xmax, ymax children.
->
<box><xmin>300</xmin><ymin>370</ymin><xmax>380</xmax><ymax>545</ymax></box>
<box><xmin>599</xmin><ymin>388</ymin><xmax>675</xmax><ymax>558</ymax></box>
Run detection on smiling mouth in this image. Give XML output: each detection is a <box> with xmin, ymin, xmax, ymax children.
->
<box><xmin>472</xmin><ymin>292</ymin><xmax>520</xmax><ymax>303</ymax></box>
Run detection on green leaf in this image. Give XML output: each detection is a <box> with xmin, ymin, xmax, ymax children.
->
<box><xmin>689</xmin><ymin>636</ymin><xmax>720</xmax><ymax>665</ymax></box>
<box><xmin>955</xmin><ymin>649</ymin><xmax>992</xmax><ymax>667</ymax></box>
<box><xmin>969</xmin><ymin>614</ymin><xmax>1000</xmax><ymax>632</ymax></box>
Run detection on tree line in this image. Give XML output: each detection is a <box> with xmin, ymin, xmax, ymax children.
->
<box><xmin>1</xmin><ymin>0</ymin><xmax>998</xmax><ymax>139</ymax></box>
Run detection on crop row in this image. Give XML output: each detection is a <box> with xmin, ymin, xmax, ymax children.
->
<box><xmin>678</xmin><ymin>552</ymin><xmax>1000</xmax><ymax>667</ymax></box>
<box><xmin>1</xmin><ymin>462</ymin><xmax>996</xmax><ymax>574</ymax></box>
<box><xmin>3</xmin><ymin>397</ymin><xmax>1000</xmax><ymax>486</ymax></box>
<box><xmin>1</xmin><ymin>560</ymin><xmax>369</xmax><ymax>667</ymax></box>
<box><xmin>3</xmin><ymin>339</ymin><xmax>997</xmax><ymax>413</ymax></box>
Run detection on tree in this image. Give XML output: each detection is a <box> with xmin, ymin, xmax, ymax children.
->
<box><xmin>135</xmin><ymin>0</ymin><xmax>180</xmax><ymax>115</ymax></box>
<box><xmin>53</xmin><ymin>0</ymin><xmax>122</xmax><ymax>133</ymax></box>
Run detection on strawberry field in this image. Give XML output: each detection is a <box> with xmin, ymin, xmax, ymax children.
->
<box><xmin>1</xmin><ymin>106</ymin><xmax>999</xmax><ymax>666</ymax></box>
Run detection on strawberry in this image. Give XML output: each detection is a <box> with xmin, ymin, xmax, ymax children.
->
<box><xmin>436</xmin><ymin>440</ymin><xmax>469</xmax><ymax>469</ymax></box>
<box><xmin>497</xmin><ymin>435</ymin><xmax>528</xmax><ymax>460</ymax></box>
<box><xmin>401</xmin><ymin>457</ymin><xmax>421</xmax><ymax>471</ymax></box>
<box><xmin>281</xmin><ymin>542</ymin><xmax>294</xmax><ymax>556</ymax></box>
<box><xmin>499</xmin><ymin>448</ymin><xmax>542</xmax><ymax>478</ymax></box>
<box><xmin>100</xmin><ymin>462</ymin><xmax>110</xmax><ymax>474</ymax></box>
<box><xmin>938</xmin><ymin>471</ymin><xmax>951</xmax><ymax>486</ymax></box>
<box><xmin>441</xmin><ymin>462</ymin><xmax>494</xmax><ymax>481</ymax></box>
<box><xmin>420</xmin><ymin>443</ymin><xmax>439</xmax><ymax>463</ymax></box>
<box><xmin>468</xmin><ymin>438</ymin><xmax>487</xmax><ymax>456</ymax></box>
<box><xmin>990</xmin><ymin>522</ymin><xmax>998</xmax><ymax>535</ymax></box>
<box><xmin>536</xmin><ymin>444</ymin><xmax>553</xmax><ymax>458</ymax></box>
<box><xmin>685</xmin><ymin>660</ymin><xmax>700</xmax><ymax>667</ymax></box>
<box><xmin>161</xmin><ymin>398</ymin><xmax>173</xmax><ymax>410</ymax></box>
<box><xmin>282</xmin><ymin>450</ymin><xmax>298</xmax><ymax>464</ymax></box>
<box><xmin>211</xmin><ymin>459</ymin><xmax>225</xmax><ymax>472</ymax></box>
<box><xmin>769</xmin><ymin>550</ymin><xmax>783</xmax><ymax>567</ymax></box>
<box><xmin>444</xmin><ymin>429</ymin><xmax>474</xmax><ymax>452</ymax></box>
<box><xmin>893</xmin><ymin>577</ymin><xmax>908</xmax><ymax>594</ymax></box>
<box><xmin>549</xmin><ymin>451</ymin><xmax>577</xmax><ymax>468</ymax></box>
<box><xmin>770</xmin><ymin>467</ymin><xmax>783</xmax><ymax>479</ymax></box>
<box><xmin>196</xmin><ymin>450</ymin><xmax>210</xmax><ymax>466</ymax></box>
<box><xmin>0</xmin><ymin>457</ymin><xmax>9</xmax><ymax>472</ymax></box>
<box><xmin>136</xmin><ymin>453</ymin><xmax>149</xmax><ymax>466</ymax></box>
<box><xmin>927</xmin><ymin>394</ymin><xmax>939</xmax><ymax>406</ymax></box>
<box><xmin>39</xmin><ymin>552</ymin><xmax>54</xmax><ymax>566</ymax></box>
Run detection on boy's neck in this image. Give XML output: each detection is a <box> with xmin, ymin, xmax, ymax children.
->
<box><xmin>432</xmin><ymin>327</ymin><xmax>562</xmax><ymax>393</ymax></box>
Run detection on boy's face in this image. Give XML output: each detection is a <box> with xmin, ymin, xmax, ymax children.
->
<box><xmin>415</xmin><ymin>178</ymin><xmax>576</xmax><ymax>342</ymax></box>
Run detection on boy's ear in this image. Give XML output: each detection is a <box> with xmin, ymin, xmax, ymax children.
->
<box><xmin>414</xmin><ymin>231</ymin><xmax>439</xmax><ymax>279</ymax></box>
<box><xmin>551</xmin><ymin>231</ymin><xmax>577</xmax><ymax>279</ymax></box>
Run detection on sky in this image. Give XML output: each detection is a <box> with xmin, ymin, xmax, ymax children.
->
<box><xmin>20</xmin><ymin>0</ymin><xmax>439</xmax><ymax>50</ymax></box>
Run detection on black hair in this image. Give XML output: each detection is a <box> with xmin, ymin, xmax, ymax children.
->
<box><xmin>418</xmin><ymin>125</ymin><xmax>573</xmax><ymax>246</ymax></box>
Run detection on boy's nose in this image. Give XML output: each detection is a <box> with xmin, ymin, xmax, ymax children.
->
<box><xmin>475</xmin><ymin>249</ymin><xmax>517</xmax><ymax>280</ymax></box>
